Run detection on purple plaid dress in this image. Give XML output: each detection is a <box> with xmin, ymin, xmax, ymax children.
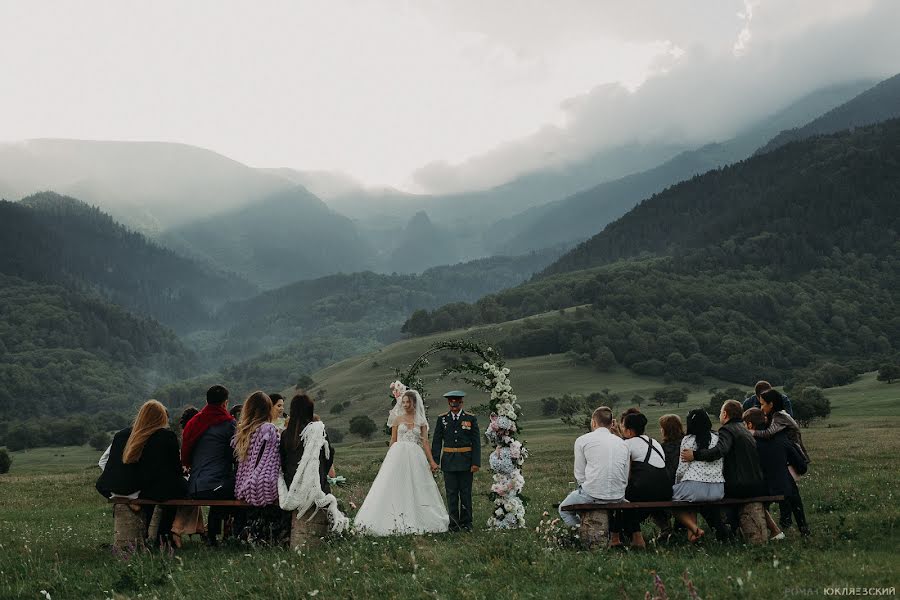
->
<box><xmin>233</xmin><ymin>423</ymin><xmax>281</xmax><ymax>506</ymax></box>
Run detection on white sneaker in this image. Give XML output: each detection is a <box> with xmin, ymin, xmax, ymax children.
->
<box><xmin>772</xmin><ymin>532</ymin><xmax>786</xmax><ymax>541</ymax></box>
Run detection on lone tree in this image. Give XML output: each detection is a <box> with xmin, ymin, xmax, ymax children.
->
<box><xmin>877</xmin><ymin>364</ymin><xmax>900</xmax><ymax>384</ymax></box>
<box><xmin>349</xmin><ymin>415</ymin><xmax>377</xmax><ymax>440</ymax></box>
<box><xmin>792</xmin><ymin>387</ymin><xmax>832</xmax><ymax>428</ymax></box>
<box><xmin>0</xmin><ymin>447</ymin><xmax>11</xmax><ymax>474</ymax></box>
<box><xmin>653</xmin><ymin>388</ymin><xmax>688</xmax><ymax>407</ymax></box>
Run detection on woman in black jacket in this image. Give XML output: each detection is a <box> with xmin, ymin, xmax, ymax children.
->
<box><xmin>280</xmin><ymin>394</ymin><xmax>334</xmax><ymax>494</ymax></box>
<box><xmin>96</xmin><ymin>400</ymin><xmax>187</xmax><ymax>546</ymax></box>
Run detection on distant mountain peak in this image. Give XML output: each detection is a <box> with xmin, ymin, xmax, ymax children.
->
<box><xmin>407</xmin><ymin>210</ymin><xmax>434</xmax><ymax>229</ymax></box>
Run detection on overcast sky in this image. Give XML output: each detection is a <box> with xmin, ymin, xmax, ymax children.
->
<box><xmin>1</xmin><ymin>0</ymin><xmax>898</xmax><ymax>193</ymax></box>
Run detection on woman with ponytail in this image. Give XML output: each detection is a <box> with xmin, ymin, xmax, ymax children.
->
<box><xmin>96</xmin><ymin>400</ymin><xmax>187</xmax><ymax>547</ymax></box>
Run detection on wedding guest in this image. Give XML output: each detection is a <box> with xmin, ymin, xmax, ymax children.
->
<box><xmin>681</xmin><ymin>399</ymin><xmax>766</xmax><ymax>538</ymax></box>
<box><xmin>182</xmin><ymin>384</ymin><xmax>241</xmax><ymax>545</ymax></box>
<box><xmin>672</xmin><ymin>409</ymin><xmax>726</xmax><ymax>542</ymax></box>
<box><xmin>170</xmin><ymin>406</ymin><xmax>205</xmax><ymax>546</ymax></box>
<box><xmin>280</xmin><ymin>393</ymin><xmax>334</xmax><ymax>495</ymax></box>
<box><xmin>616</xmin><ymin>407</ymin><xmax>641</xmax><ymax>437</ymax></box>
<box><xmin>232</xmin><ymin>391</ymin><xmax>284</xmax><ymax>542</ymax></box>
<box><xmin>95</xmin><ymin>400</ymin><xmax>187</xmax><ymax>547</ymax></box>
<box><xmin>270</xmin><ymin>393</ymin><xmax>285</xmax><ymax>419</ymax></box>
<box><xmin>655</xmin><ymin>414</ymin><xmax>686</xmax><ymax>541</ymax></box>
<box><xmin>751</xmin><ymin>389</ymin><xmax>809</xmax><ymax>465</ymax></box>
<box><xmin>742</xmin><ymin>381</ymin><xmax>794</xmax><ymax>417</ymax></box>
<box><xmin>178</xmin><ymin>407</ymin><xmax>199</xmax><ymax>436</ymax></box>
<box><xmin>745</xmin><ymin>408</ymin><xmax>810</xmax><ymax>536</ymax></box>
<box><xmin>230</xmin><ymin>404</ymin><xmax>243</xmax><ymax>420</ymax></box>
<box><xmin>658</xmin><ymin>414</ymin><xmax>685</xmax><ymax>484</ymax></box>
<box><xmin>558</xmin><ymin>407</ymin><xmax>629</xmax><ymax>531</ymax></box>
<box><xmin>618</xmin><ymin>412</ymin><xmax>671</xmax><ymax>549</ymax></box>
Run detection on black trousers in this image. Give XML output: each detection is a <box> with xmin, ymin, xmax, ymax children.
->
<box><xmin>619</xmin><ymin>469</ymin><xmax>672</xmax><ymax>535</ymax></box>
<box><xmin>191</xmin><ymin>486</ymin><xmax>245</xmax><ymax>541</ymax></box>
<box><xmin>444</xmin><ymin>470</ymin><xmax>474</xmax><ymax>530</ymax></box>
<box><xmin>777</xmin><ymin>481</ymin><xmax>808</xmax><ymax>530</ymax></box>
<box><xmin>141</xmin><ymin>505</ymin><xmax>177</xmax><ymax>542</ymax></box>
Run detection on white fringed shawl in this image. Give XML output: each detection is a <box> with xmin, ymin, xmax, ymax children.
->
<box><xmin>278</xmin><ymin>421</ymin><xmax>349</xmax><ymax>533</ymax></box>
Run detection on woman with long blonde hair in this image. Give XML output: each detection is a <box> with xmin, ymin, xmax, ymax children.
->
<box><xmin>96</xmin><ymin>399</ymin><xmax>187</xmax><ymax>547</ymax></box>
<box><xmin>231</xmin><ymin>391</ymin><xmax>284</xmax><ymax>542</ymax></box>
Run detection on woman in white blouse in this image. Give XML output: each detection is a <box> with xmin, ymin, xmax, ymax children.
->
<box><xmin>673</xmin><ymin>409</ymin><xmax>725</xmax><ymax>542</ymax></box>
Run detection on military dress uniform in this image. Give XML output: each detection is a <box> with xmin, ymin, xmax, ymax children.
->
<box><xmin>431</xmin><ymin>398</ymin><xmax>481</xmax><ymax>531</ymax></box>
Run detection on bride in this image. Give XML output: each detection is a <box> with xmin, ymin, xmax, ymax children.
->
<box><xmin>353</xmin><ymin>389</ymin><xmax>450</xmax><ymax>535</ymax></box>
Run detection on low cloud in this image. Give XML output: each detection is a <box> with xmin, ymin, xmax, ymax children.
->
<box><xmin>413</xmin><ymin>0</ymin><xmax>900</xmax><ymax>194</ymax></box>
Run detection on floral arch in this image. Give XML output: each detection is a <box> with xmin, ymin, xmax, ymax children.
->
<box><xmin>391</xmin><ymin>339</ymin><xmax>528</xmax><ymax>529</ymax></box>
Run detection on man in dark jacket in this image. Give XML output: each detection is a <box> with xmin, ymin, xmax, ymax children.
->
<box><xmin>742</xmin><ymin>380</ymin><xmax>794</xmax><ymax>417</ymax></box>
<box><xmin>181</xmin><ymin>384</ymin><xmax>241</xmax><ymax>544</ymax></box>
<box><xmin>682</xmin><ymin>399</ymin><xmax>766</xmax><ymax>537</ymax></box>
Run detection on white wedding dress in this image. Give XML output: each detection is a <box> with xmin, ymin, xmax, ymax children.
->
<box><xmin>354</xmin><ymin>422</ymin><xmax>450</xmax><ymax>535</ymax></box>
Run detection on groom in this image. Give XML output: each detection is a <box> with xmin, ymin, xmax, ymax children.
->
<box><xmin>431</xmin><ymin>391</ymin><xmax>481</xmax><ymax>531</ymax></box>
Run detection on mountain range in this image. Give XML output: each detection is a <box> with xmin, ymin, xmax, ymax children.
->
<box><xmin>404</xmin><ymin>119</ymin><xmax>900</xmax><ymax>386</ymax></box>
<box><xmin>2</xmin><ymin>77</ymin><xmax>892</xmax><ymax>281</ymax></box>
<box><xmin>1</xmin><ymin>72</ymin><xmax>899</xmax><ymax>421</ymax></box>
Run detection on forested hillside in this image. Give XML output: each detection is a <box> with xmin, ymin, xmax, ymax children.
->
<box><xmin>1</xmin><ymin>193</ymin><xmax>255</xmax><ymax>331</ymax></box>
<box><xmin>0</xmin><ymin>274</ymin><xmax>194</xmax><ymax>420</ymax></box>
<box><xmin>758</xmin><ymin>72</ymin><xmax>900</xmax><ymax>154</ymax></box>
<box><xmin>542</xmin><ymin>119</ymin><xmax>899</xmax><ymax>276</ymax></box>
<box><xmin>188</xmin><ymin>248</ymin><xmax>563</xmax><ymax>370</ymax></box>
<box><xmin>403</xmin><ymin>120</ymin><xmax>900</xmax><ymax>387</ymax></box>
<box><xmin>488</xmin><ymin>79</ymin><xmax>878</xmax><ymax>256</ymax></box>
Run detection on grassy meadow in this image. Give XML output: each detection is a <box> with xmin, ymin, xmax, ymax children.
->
<box><xmin>297</xmin><ymin>316</ymin><xmax>740</xmax><ymax>436</ymax></box>
<box><xmin>1</xmin><ymin>373</ymin><xmax>898</xmax><ymax>599</ymax></box>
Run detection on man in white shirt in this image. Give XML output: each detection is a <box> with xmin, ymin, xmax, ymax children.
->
<box><xmin>559</xmin><ymin>406</ymin><xmax>630</xmax><ymax>526</ymax></box>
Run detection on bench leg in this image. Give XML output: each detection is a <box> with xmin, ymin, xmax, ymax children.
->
<box><xmin>739</xmin><ymin>502</ymin><xmax>767</xmax><ymax>545</ymax></box>
<box><xmin>579</xmin><ymin>510</ymin><xmax>610</xmax><ymax>550</ymax></box>
<box><xmin>146</xmin><ymin>506</ymin><xmax>161</xmax><ymax>541</ymax></box>
<box><xmin>113</xmin><ymin>504</ymin><xmax>146</xmax><ymax>550</ymax></box>
<box><xmin>290</xmin><ymin>508</ymin><xmax>329</xmax><ymax>549</ymax></box>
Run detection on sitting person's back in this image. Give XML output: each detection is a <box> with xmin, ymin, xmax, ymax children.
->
<box><xmin>558</xmin><ymin>406</ymin><xmax>629</xmax><ymax>527</ymax></box>
<box><xmin>576</xmin><ymin>418</ymin><xmax>629</xmax><ymax>500</ymax></box>
<box><xmin>684</xmin><ymin>400</ymin><xmax>766</xmax><ymax>498</ymax></box>
<box><xmin>232</xmin><ymin>391</ymin><xmax>281</xmax><ymax>506</ymax></box>
<box><xmin>95</xmin><ymin>400</ymin><xmax>187</xmax><ymax>546</ymax></box>
<box><xmin>671</xmin><ymin>409</ymin><xmax>726</xmax><ymax>542</ymax></box>
<box><xmin>186</xmin><ymin>419</ymin><xmax>236</xmax><ymax>496</ymax></box>
<box><xmin>181</xmin><ymin>384</ymin><xmax>239</xmax><ymax>545</ymax></box>
<box><xmin>96</xmin><ymin>427</ymin><xmax>140</xmax><ymax>498</ymax></box>
<box><xmin>280</xmin><ymin>395</ymin><xmax>335</xmax><ymax>495</ymax></box>
<box><xmin>96</xmin><ymin>403</ymin><xmax>186</xmax><ymax>501</ymax></box>
<box><xmin>674</xmin><ymin>410</ymin><xmax>724</xmax><ymax>501</ymax></box>
<box><xmin>182</xmin><ymin>386</ymin><xmax>237</xmax><ymax>497</ymax></box>
<box><xmin>658</xmin><ymin>414</ymin><xmax>685</xmax><ymax>485</ymax></box>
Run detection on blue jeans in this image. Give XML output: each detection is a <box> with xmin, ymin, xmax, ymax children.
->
<box><xmin>558</xmin><ymin>487</ymin><xmax>625</xmax><ymax>527</ymax></box>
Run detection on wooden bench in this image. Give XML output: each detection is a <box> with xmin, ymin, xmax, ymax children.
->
<box><xmin>561</xmin><ymin>495</ymin><xmax>784</xmax><ymax>548</ymax></box>
<box><xmin>108</xmin><ymin>498</ymin><xmax>328</xmax><ymax>550</ymax></box>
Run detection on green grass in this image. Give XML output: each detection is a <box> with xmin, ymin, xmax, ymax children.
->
<box><xmin>2</xmin><ymin>376</ymin><xmax>899</xmax><ymax>599</ymax></box>
<box><xmin>823</xmin><ymin>371</ymin><xmax>900</xmax><ymax>417</ymax></box>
